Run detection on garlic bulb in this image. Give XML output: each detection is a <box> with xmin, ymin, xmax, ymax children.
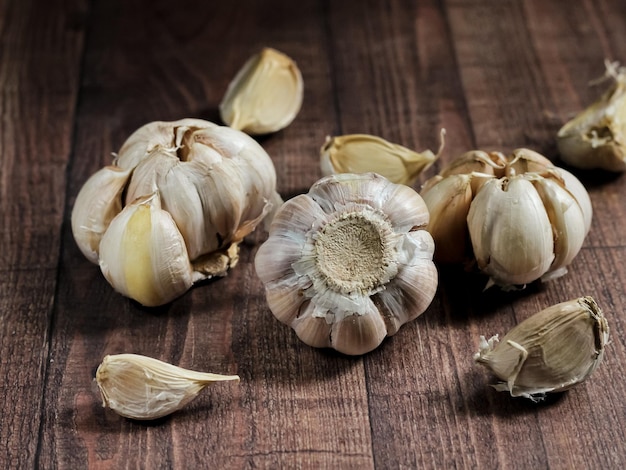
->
<box><xmin>557</xmin><ymin>60</ymin><xmax>626</xmax><ymax>172</ymax></box>
<box><xmin>72</xmin><ymin>118</ymin><xmax>281</xmax><ymax>306</ymax></box>
<box><xmin>219</xmin><ymin>48</ymin><xmax>303</xmax><ymax>135</ymax></box>
<box><xmin>474</xmin><ymin>296</ymin><xmax>609</xmax><ymax>400</ymax></box>
<box><xmin>255</xmin><ymin>173</ymin><xmax>438</xmax><ymax>355</ymax></box>
<box><xmin>320</xmin><ymin>130</ymin><xmax>444</xmax><ymax>185</ymax></box>
<box><xmin>96</xmin><ymin>353</ymin><xmax>239</xmax><ymax>420</ymax></box>
<box><xmin>420</xmin><ymin>149</ymin><xmax>592</xmax><ymax>288</ymax></box>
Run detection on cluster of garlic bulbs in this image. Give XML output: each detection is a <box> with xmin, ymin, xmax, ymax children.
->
<box><xmin>72</xmin><ymin>118</ymin><xmax>281</xmax><ymax>306</ymax></box>
<box><xmin>421</xmin><ymin>148</ymin><xmax>592</xmax><ymax>289</ymax></box>
<box><xmin>254</xmin><ymin>173</ymin><xmax>438</xmax><ymax>355</ymax></box>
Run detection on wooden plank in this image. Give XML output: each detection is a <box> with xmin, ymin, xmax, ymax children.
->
<box><xmin>38</xmin><ymin>0</ymin><xmax>374</xmax><ymax>468</ymax></box>
<box><xmin>0</xmin><ymin>0</ymin><xmax>86</xmax><ymax>468</ymax></box>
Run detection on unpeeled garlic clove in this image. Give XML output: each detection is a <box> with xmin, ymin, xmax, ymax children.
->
<box><xmin>98</xmin><ymin>193</ymin><xmax>195</xmax><ymax>307</ymax></box>
<box><xmin>71</xmin><ymin>166</ymin><xmax>132</xmax><ymax>264</ymax></box>
<box><xmin>474</xmin><ymin>296</ymin><xmax>609</xmax><ymax>400</ymax></box>
<box><xmin>557</xmin><ymin>60</ymin><xmax>626</xmax><ymax>172</ymax></box>
<box><xmin>320</xmin><ymin>130</ymin><xmax>444</xmax><ymax>186</ymax></box>
<box><xmin>95</xmin><ymin>353</ymin><xmax>239</xmax><ymax>420</ymax></box>
<box><xmin>219</xmin><ymin>48</ymin><xmax>303</xmax><ymax>135</ymax></box>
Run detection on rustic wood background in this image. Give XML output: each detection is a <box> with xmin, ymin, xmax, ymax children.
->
<box><xmin>1</xmin><ymin>0</ymin><xmax>625</xmax><ymax>468</ymax></box>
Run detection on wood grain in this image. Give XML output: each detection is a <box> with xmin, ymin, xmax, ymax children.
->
<box><xmin>1</xmin><ymin>0</ymin><xmax>626</xmax><ymax>468</ymax></box>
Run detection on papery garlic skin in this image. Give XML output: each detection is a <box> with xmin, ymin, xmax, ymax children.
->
<box><xmin>255</xmin><ymin>173</ymin><xmax>438</xmax><ymax>356</ymax></box>
<box><xmin>557</xmin><ymin>60</ymin><xmax>626</xmax><ymax>172</ymax></box>
<box><xmin>96</xmin><ymin>353</ymin><xmax>239</xmax><ymax>420</ymax></box>
<box><xmin>220</xmin><ymin>48</ymin><xmax>303</xmax><ymax>135</ymax></box>
<box><xmin>474</xmin><ymin>296</ymin><xmax>609</xmax><ymax>400</ymax></box>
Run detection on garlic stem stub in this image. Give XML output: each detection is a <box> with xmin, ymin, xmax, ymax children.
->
<box><xmin>474</xmin><ymin>296</ymin><xmax>609</xmax><ymax>400</ymax></box>
<box><xmin>420</xmin><ymin>148</ymin><xmax>592</xmax><ymax>289</ymax></box>
<box><xmin>255</xmin><ymin>172</ymin><xmax>438</xmax><ymax>356</ymax></box>
<box><xmin>96</xmin><ymin>354</ymin><xmax>239</xmax><ymax>420</ymax></box>
<box><xmin>557</xmin><ymin>60</ymin><xmax>626</xmax><ymax>172</ymax></box>
<box><xmin>71</xmin><ymin>118</ymin><xmax>282</xmax><ymax>306</ymax></box>
<box><xmin>220</xmin><ymin>47</ymin><xmax>304</xmax><ymax>135</ymax></box>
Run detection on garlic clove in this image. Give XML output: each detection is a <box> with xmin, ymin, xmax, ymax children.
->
<box><xmin>554</xmin><ymin>167</ymin><xmax>593</xmax><ymax>234</ymax></box>
<box><xmin>439</xmin><ymin>150</ymin><xmax>506</xmax><ymax>177</ymax></box>
<box><xmin>467</xmin><ymin>177</ymin><xmax>555</xmax><ymax>287</ymax></box>
<box><xmin>320</xmin><ymin>130</ymin><xmax>444</xmax><ymax>186</ymax></box>
<box><xmin>474</xmin><ymin>296</ymin><xmax>609</xmax><ymax>400</ymax></box>
<box><xmin>98</xmin><ymin>193</ymin><xmax>194</xmax><ymax>307</ymax></box>
<box><xmin>96</xmin><ymin>353</ymin><xmax>239</xmax><ymax>420</ymax></box>
<box><xmin>505</xmin><ymin>148</ymin><xmax>554</xmax><ymax>175</ymax></box>
<box><xmin>71</xmin><ymin>165</ymin><xmax>132</xmax><ymax>264</ymax></box>
<box><xmin>219</xmin><ymin>48</ymin><xmax>303</xmax><ymax>135</ymax></box>
<box><xmin>557</xmin><ymin>60</ymin><xmax>626</xmax><ymax>172</ymax></box>
<box><xmin>329</xmin><ymin>299</ymin><xmax>388</xmax><ymax>356</ymax></box>
<box><xmin>291</xmin><ymin>301</ymin><xmax>333</xmax><ymax>349</ymax></box>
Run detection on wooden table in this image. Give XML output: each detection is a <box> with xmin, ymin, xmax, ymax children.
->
<box><xmin>2</xmin><ymin>0</ymin><xmax>625</xmax><ymax>468</ymax></box>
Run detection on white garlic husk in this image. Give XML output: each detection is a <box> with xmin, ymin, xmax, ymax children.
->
<box><xmin>71</xmin><ymin>118</ymin><xmax>281</xmax><ymax>306</ymax></box>
<box><xmin>421</xmin><ymin>149</ymin><xmax>592</xmax><ymax>289</ymax></box>
<box><xmin>255</xmin><ymin>173</ymin><xmax>438</xmax><ymax>356</ymax></box>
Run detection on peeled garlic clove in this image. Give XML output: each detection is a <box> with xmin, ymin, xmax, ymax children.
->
<box><xmin>557</xmin><ymin>60</ymin><xmax>626</xmax><ymax>172</ymax></box>
<box><xmin>467</xmin><ymin>176</ymin><xmax>555</xmax><ymax>287</ymax></box>
<box><xmin>255</xmin><ymin>173</ymin><xmax>438</xmax><ymax>355</ymax></box>
<box><xmin>219</xmin><ymin>48</ymin><xmax>303</xmax><ymax>135</ymax></box>
<box><xmin>96</xmin><ymin>353</ymin><xmax>239</xmax><ymax>420</ymax></box>
<box><xmin>320</xmin><ymin>130</ymin><xmax>444</xmax><ymax>185</ymax></box>
<box><xmin>99</xmin><ymin>193</ymin><xmax>194</xmax><ymax>307</ymax></box>
<box><xmin>474</xmin><ymin>296</ymin><xmax>609</xmax><ymax>400</ymax></box>
<box><xmin>71</xmin><ymin>166</ymin><xmax>132</xmax><ymax>264</ymax></box>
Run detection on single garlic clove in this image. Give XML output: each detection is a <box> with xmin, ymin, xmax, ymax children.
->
<box><xmin>474</xmin><ymin>296</ymin><xmax>609</xmax><ymax>400</ymax></box>
<box><xmin>439</xmin><ymin>150</ymin><xmax>506</xmax><ymax>177</ymax></box>
<box><xmin>219</xmin><ymin>48</ymin><xmax>303</xmax><ymax>135</ymax></box>
<box><xmin>95</xmin><ymin>353</ymin><xmax>239</xmax><ymax>420</ymax></box>
<box><xmin>557</xmin><ymin>60</ymin><xmax>626</xmax><ymax>172</ymax></box>
<box><xmin>555</xmin><ymin>167</ymin><xmax>593</xmax><ymax>234</ymax></box>
<box><xmin>320</xmin><ymin>130</ymin><xmax>444</xmax><ymax>185</ymax></box>
<box><xmin>467</xmin><ymin>176</ymin><xmax>555</xmax><ymax>287</ymax></box>
<box><xmin>98</xmin><ymin>193</ymin><xmax>194</xmax><ymax>307</ymax></box>
<box><xmin>329</xmin><ymin>300</ymin><xmax>388</xmax><ymax>356</ymax></box>
<box><xmin>71</xmin><ymin>165</ymin><xmax>132</xmax><ymax>264</ymax></box>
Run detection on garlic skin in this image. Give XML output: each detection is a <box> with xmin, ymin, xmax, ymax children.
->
<box><xmin>474</xmin><ymin>296</ymin><xmax>609</xmax><ymax>400</ymax></box>
<box><xmin>255</xmin><ymin>173</ymin><xmax>438</xmax><ymax>356</ymax></box>
<box><xmin>557</xmin><ymin>60</ymin><xmax>626</xmax><ymax>172</ymax></box>
<box><xmin>96</xmin><ymin>353</ymin><xmax>239</xmax><ymax>420</ymax></box>
<box><xmin>320</xmin><ymin>130</ymin><xmax>444</xmax><ymax>185</ymax></box>
<box><xmin>421</xmin><ymin>149</ymin><xmax>592</xmax><ymax>288</ymax></box>
<box><xmin>219</xmin><ymin>48</ymin><xmax>303</xmax><ymax>135</ymax></box>
<box><xmin>71</xmin><ymin>119</ymin><xmax>281</xmax><ymax>306</ymax></box>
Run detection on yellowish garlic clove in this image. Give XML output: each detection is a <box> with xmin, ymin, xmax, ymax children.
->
<box><xmin>98</xmin><ymin>193</ymin><xmax>195</xmax><ymax>307</ymax></box>
<box><xmin>474</xmin><ymin>296</ymin><xmax>609</xmax><ymax>400</ymax></box>
<box><xmin>320</xmin><ymin>130</ymin><xmax>444</xmax><ymax>185</ymax></box>
<box><xmin>557</xmin><ymin>60</ymin><xmax>626</xmax><ymax>172</ymax></box>
<box><xmin>255</xmin><ymin>173</ymin><xmax>438</xmax><ymax>355</ymax></box>
<box><xmin>95</xmin><ymin>353</ymin><xmax>239</xmax><ymax>420</ymax></box>
<box><xmin>71</xmin><ymin>165</ymin><xmax>132</xmax><ymax>264</ymax></box>
<box><xmin>219</xmin><ymin>48</ymin><xmax>303</xmax><ymax>135</ymax></box>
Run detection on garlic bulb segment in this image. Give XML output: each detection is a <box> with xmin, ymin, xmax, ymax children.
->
<box><xmin>557</xmin><ymin>60</ymin><xmax>626</xmax><ymax>172</ymax></box>
<box><xmin>474</xmin><ymin>296</ymin><xmax>609</xmax><ymax>400</ymax></box>
<box><xmin>219</xmin><ymin>48</ymin><xmax>303</xmax><ymax>135</ymax></box>
<box><xmin>96</xmin><ymin>353</ymin><xmax>239</xmax><ymax>420</ymax></box>
<box><xmin>71</xmin><ymin>165</ymin><xmax>132</xmax><ymax>264</ymax></box>
<box><xmin>98</xmin><ymin>193</ymin><xmax>194</xmax><ymax>307</ymax></box>
<box><xmin>255</xmin><ymin>173</ymin><xmax>438</xmax><ymax>355</ymax></box>
<box><xmin>320</xmin><ymin>129</ymin><xmax>444</xmax><ymax>185</ymax></box>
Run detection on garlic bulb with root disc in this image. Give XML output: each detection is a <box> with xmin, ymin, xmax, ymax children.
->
<box><xmin>255</xmin><ymin>173</ymin><xmax>438</xmax><ymax>356</ymax></box>
<box><xmin>421</xmin><ymin>149</ymin><xmax>592</xmax><ymax>289</ymax></box>
<box><xmin>72</xmin><ymin>118</ymin><xmax>282</xmax><ymax>306</ymax></box>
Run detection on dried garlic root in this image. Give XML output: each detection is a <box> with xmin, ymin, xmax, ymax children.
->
<box><xmin>474</xmin><ymin>296</ymin><xmax>609</xmax><ymax>401</ymax></box>
<box><xmin>95</xmin><ymin>354</ymin><xmax>239</xmax><ymax>420</ymax></box>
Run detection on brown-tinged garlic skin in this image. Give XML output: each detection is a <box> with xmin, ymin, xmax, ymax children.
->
<box><xmin>255</xmin><ymin>173</ymin><xmax>438</xmax><ymax>356</ymax></box>
<box><xmin>474</xmin><ymin>296</ymin><xmax>609</xmax><ymax>400</ymax></box>
<box><xmin>420</xmin><ymin>149</ymin><xmax>592</xmax><ymax>289</ymax></box>
<box><xmin>72</xmin><ymin>118</ymin><xmax>281</xmax><ymax>306</ymax></box>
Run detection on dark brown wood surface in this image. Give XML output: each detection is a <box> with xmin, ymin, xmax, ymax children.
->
<box><xmin>1</xmin><ymin>0</ymin><xmax>625</xmax><ymax>468</ymax></box>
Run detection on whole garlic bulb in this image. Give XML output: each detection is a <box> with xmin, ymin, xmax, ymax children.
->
<box><xmin>255</xmin><ymin>173</ymin><xmax>438</xmax><ymax>355</ymax></box>
<box><xmin>72</xmin><ymin>118</ymin><xmax>282</xmax><ymax>306</ymax></box>
<box><xmin>420</xmin><ymin>149</ymin><xmax>592</xmax><ymax>288</ymax></box>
